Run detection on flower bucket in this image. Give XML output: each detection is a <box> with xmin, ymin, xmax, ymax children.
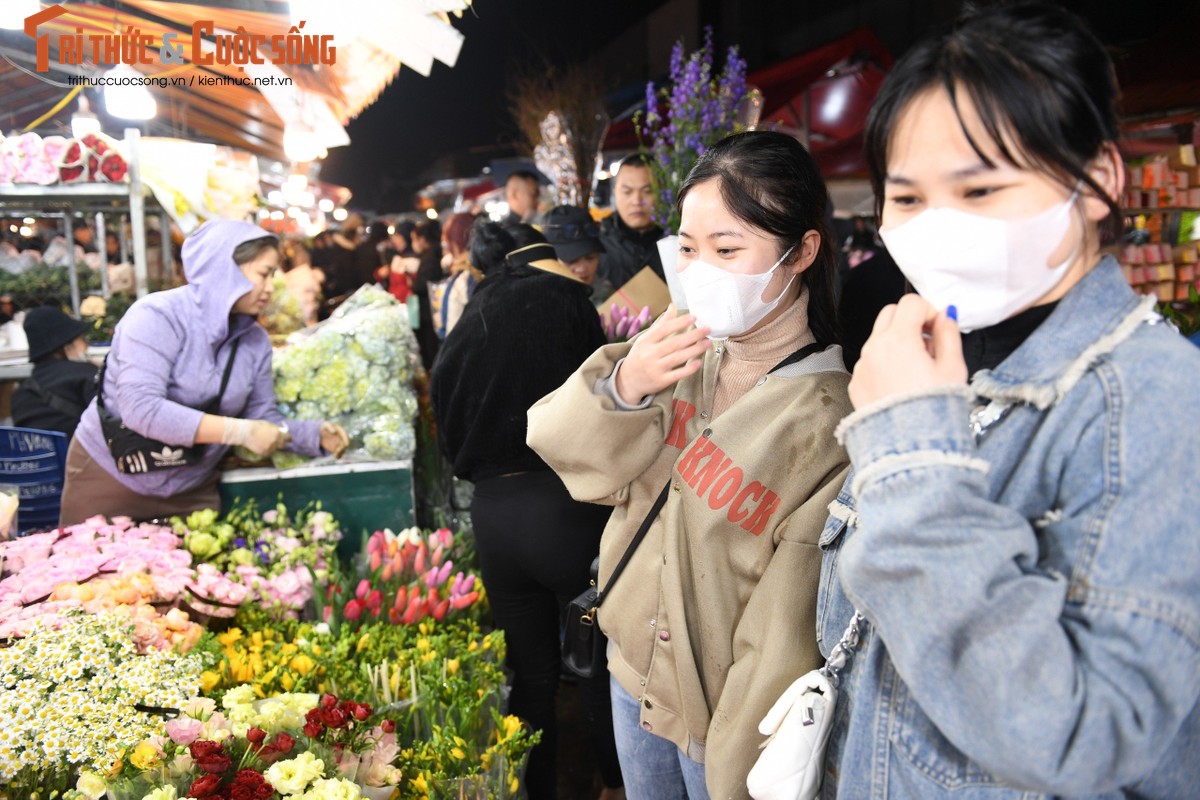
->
<box><xmin>358</xmin><ymin>784</ymin><xmax>399</xmax><ymax>800</ymax></box>
<box><xmin>433</xmin><ymin>752</ymin><xmax>531</xmax><ymax>799</ymax></box>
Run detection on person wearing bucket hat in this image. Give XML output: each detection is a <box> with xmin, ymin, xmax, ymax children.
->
<box><xmin>10</xmin><ymin>306</ymin><xmax>98</xmax><ymax>438</ymax></box>
<box><xmin>60</xmin><ymin>219</ymin><xmax>350</xmax><ymax>527</ymax></box>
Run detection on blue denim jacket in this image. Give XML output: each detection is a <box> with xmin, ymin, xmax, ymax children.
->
<box><xmin>817</xmin><ymin>257</ymin><xmax>1200</xmax><ymax>799</ymax></box>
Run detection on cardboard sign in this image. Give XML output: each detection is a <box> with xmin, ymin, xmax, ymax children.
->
<box><xmin>598</xmin><ymin>266</ymin><xmax>672</xmax><ymax>319</ymax></box>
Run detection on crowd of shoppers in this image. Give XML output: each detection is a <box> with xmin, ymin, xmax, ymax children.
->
<box><xmin>12</xmin><ymin>4</ymin><xmax>1200</xmax><ymax>799</ymax></box>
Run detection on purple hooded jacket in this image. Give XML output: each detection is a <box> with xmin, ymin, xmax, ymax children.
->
<box><xmin>73</xmin><ymin>220</ymin><xmax>322</xmax><ymax>497</ymax></box>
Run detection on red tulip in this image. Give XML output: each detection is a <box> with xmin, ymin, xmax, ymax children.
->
<box><xmin>366</xmin><ymin>589</ymin><xmax>383</xmax><ymax>612</ymax></box>
<box><xmin>433</xmin><ymin>599</ymin><xmax>449</xmax><ymax>621</ymax></box>
<box><xmin>343</xmin><ymin>599</ymin><xmax>363</xmax><ymax>621</ymax></box>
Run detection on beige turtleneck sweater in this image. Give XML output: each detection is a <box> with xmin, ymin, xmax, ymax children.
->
<box><xmin>712</xmin><ymin>287</ymin><xmax>815</xmax><ymax>420</ymax></box>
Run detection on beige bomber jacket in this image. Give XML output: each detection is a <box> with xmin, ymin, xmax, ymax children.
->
<box><xmin>527</xmin><ymin>338</ymin><xmax>852</xmax><ymax>800</ymax></box>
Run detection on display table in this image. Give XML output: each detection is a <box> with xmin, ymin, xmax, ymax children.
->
<box><xmin>218</xmin><ymin>459</ymin><xmax>415</xmax><ymax>563</ymax></box>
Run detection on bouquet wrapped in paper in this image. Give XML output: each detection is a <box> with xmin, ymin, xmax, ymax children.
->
<box><xmin>272</xmin><ymin>285</ymin><xmax>420</xmax><ymax>467</ymax></box>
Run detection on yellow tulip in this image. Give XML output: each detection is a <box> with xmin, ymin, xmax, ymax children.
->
<box><xmin>217</xmin><ymin>628</ymin><xmax>243</xmax><ymax>647</ymax></box>
<box><xmin>289</xmin><ymin>654</ymin><xmax>315</xmax><ymax>676</ymax></box>
<box><xmin>451</xmin><ymin>747</ymin><xmax>465</xmax><ymax>760</ymax></box>
<box><xmin>356</xmin><ymin>634</ymin><xmax>371</xmax><ymax>654</ymax></box>
<box><xmin>200</xmin><ymin>670</ymin><xmax>221</xmax><ymax>692</ymax></box>
<box><xmin>416</xmin><ymin>637</ymin><xmax>430</xmax><ymax>652</ymax></box>
<box><xmin>446</xmin><ymin>658</ymin><xmax>459</xmax><ymax>675</ymax></box>
<box><xmin>280</xmin><ymin>672</ymin><xmax>296</xmax><ymax>692</ymax></box>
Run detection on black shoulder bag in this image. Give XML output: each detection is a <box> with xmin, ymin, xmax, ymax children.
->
<box><xmin>95</xmin><ymin>338</ymin><xmax>241</xmax><ymax>475</ymax></box>
<box><xmin>563</xmin><ymin>480</ymin><xmax>672</xmax><ymax>679</ymax></box>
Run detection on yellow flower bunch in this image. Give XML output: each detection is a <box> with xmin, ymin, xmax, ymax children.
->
<box><xmin>201</xmin><ymin>625</ymin><xmax>327</xmax><ymax>697</ymax></box>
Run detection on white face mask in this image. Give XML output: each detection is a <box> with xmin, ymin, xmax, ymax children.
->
<box><xmin>678</xmin><ymin>246</ymin><xmax>796</xmax><ymax>339</ymax></box>
<box><xmin>879</xmin><ymin>191</ymin><xmax>1079</xmax><ymax>332</ymax></box>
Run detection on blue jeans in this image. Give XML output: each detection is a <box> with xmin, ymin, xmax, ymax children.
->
<box><xmin>611</xmin><ymin>676</ymin><xmax>709</xmax><ymax>800</ymax></box>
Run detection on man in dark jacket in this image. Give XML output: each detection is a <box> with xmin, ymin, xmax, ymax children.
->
<box><xmin>598</xmin><ymin>153</ymin><xmax>664</xmax><ymax>288</ymax></box>
<box><xmin>11</xmin><ymin>306</ymin><xmax>98</xmax><ymax>438</ymax></box>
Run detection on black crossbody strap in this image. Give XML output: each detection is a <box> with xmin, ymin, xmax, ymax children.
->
<box><xmin>594</xmin><ymin>480</ymin><xmax>672</xmax><ymax>609</ymax></box>
<box><xmin>96</xmin><ymin>337</ymin><xmax>241</xmax><ymax>413</ymax></box>
<box><xmin>210</xmin><ymin>337</ymin><xmax>242</xmax><ymax>410</ymax></box>
<box><xmin>24</xmin><ymin>375</ymin><xmax>86</xmax><ymax>419</ymax></box>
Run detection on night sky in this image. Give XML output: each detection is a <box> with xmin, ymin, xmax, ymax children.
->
<box><xmin>320</xmin><ymin>0</ymin><xmax>671</xmax><ymax>212</ymax></box>
<box><xmin>319</xmin><ymin>0</ymin><xmax>1195</xmax><ymax>214</ymax></box>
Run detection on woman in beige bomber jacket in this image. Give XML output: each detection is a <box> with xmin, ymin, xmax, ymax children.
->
<box><xmin>528</xmin><ymin>132</ymin><xmax>852</xmax><ymax>800</ymax></box>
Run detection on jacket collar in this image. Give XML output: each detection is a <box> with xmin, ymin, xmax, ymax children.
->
<box><xmin>970</xmin><ymin>255</ymin><xmax>1158</xmax><ymax>409</ymax></box>
<box><xmin>603</xmin><ymin>212</ymin><xmax>662</xmax><ymax>245</ymax></box>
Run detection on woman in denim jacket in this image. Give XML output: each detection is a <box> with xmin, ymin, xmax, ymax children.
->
<box><xmin>815</xmin><ymin>3</ymin><xmax>1200</xmax><ymax>798</ymax></box>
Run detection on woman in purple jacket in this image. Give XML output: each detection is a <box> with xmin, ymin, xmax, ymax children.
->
<box><xmin>60</xmin><ymin>220</ymin><xmax>348</xmax><ymax>526</ymax></box>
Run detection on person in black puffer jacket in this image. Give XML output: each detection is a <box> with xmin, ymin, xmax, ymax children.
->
<box><xmin>431</xmin><ymin>223</ymin><xmax>624</xmax><ymax>800</ymax></box>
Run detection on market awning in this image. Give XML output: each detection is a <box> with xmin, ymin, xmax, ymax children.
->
<box><xmin>0</xmin><ymin>0</ymin><xmax>469</xmax><ymax>162</ymax></box>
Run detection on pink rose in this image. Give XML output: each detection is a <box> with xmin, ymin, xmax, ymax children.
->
<box><xmin>166</xmin><ymin>716</ymin><xmax>204</xmax><ymax>745</ymax></box>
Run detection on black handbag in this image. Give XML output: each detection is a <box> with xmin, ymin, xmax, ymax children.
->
<box><xmin>563</xmin><ymin>481</ymin><xmax>671</xmax><ymax>679</ymax></box>
<box><xmin>95</xmin><ymin>338</ymin><xmax>240</xmax><ymax>475</ymax></box>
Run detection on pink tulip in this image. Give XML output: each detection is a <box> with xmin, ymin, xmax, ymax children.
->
<box><xmin>355</xmin><ymin>579</ymin><xmax>371</xmax><ymax>601</ymax></box>
<box><xmin>344</xmin><ymin>598</ymin><xmax>364</xmax><ymax>621</ymax></box>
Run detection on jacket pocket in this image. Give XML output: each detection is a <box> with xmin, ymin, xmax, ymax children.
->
<box><xmin>816</xmin><ymin>494</ymin><xmax>854</xmax><ymax>657</ymax></box>
<box><xmin>888</xmin><ymin>663</ymin><xmax>1009</xmax><ymax>791</ymax></box>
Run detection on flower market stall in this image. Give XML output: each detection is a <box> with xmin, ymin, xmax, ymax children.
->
<box><xmin>0</xmin><ymin>500</ymin><xmax>535</xmax><ymax>800</ymax></box>
<box><xmin>218</xmin><ymin>286</ymin><xmax>423</xmax><ymax>558</ymax></box>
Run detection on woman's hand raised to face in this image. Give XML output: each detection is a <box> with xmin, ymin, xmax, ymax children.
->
<box><xmin>614</xmin><ymin>304</ymin><xmax>712</xmax><ymax>406</ymax></box>
<box><xmin>848</xmin><ymin>294</ymin><xmax>968</xmax><ymax>409</ymax></box>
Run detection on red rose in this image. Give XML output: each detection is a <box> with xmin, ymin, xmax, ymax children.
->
<box><xmin>302</xmin><ymin>721</ymin><xmax>323</xmax><ymax>738</ymax></box>
<box><xmin>381</xmin><ymin>719</ymin><xmax>396</xmax><ymax>733</ymax></box>
<box><xmin>228</xmin><ymin>769</ymin><xmax>273</xmax><ymax>800</ymax></box>
<box><xmin>320</xmin><ymin>693</ymin><xmax>338</xmax><ymax>710</ymax></box>
<box><xmin>190</xmin><ymin>740</ymin><xmax>232</xmax><ymax>774</ymax></box>
<box><xmin>321</xmin><ymin>705</ymin><xmax>350</xmax><ymax>728</ymax></box>
<box><xmin>187</xmin><ymin>773</ymin><xmax>223</xmax><ymax>798</ymax></box>
<box><xmin>246</xmin><ymin>728</ymin><xmax>267</xmax><ymax>746</ymax></box>
<box><xmin>271</xmin><ymin>732</ymin><xmax>296</xmax><ymax>754</ymax></box>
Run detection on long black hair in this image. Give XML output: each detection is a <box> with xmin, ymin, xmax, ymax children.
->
<box><xmin>864</xmin><ymin>1</ymin><xmax>1122</xmax><ymax>240</ymax></box>
<box><xmin>676</xmin><ymin>130</ymin><xmax>839</xmax><ymax>347</ymax></box>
